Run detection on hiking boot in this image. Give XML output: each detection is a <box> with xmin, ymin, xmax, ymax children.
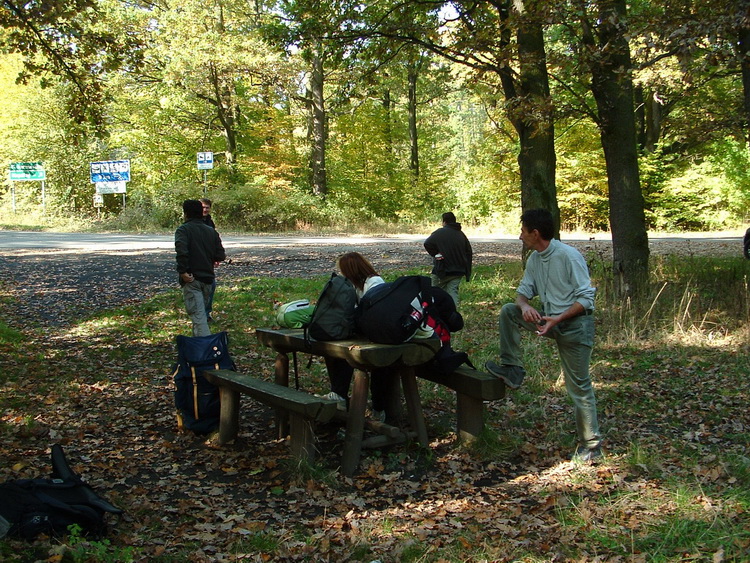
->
<box><xmin>571</xmin><ymin>446</ymin><xmax>603</xmax><ymax>463</ymax></box>
<box><xmin>484</xmin><ymin>361</ymin><xmax>525</xmax><ymax>389</ymax></box>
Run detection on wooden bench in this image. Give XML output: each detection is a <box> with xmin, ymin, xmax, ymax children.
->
<box><xmin>203</xmin><ymin>369</ymin><xmax>340</xmax><ymax>462</ymax></box>
<box><xmin>417</xmin><ymin>365</ymin><xmax>506</xmax><ymax>442</ymax></box>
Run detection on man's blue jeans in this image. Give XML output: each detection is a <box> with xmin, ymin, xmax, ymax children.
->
<box><xmin>498</xmin><ymin>302</ymin><xmax>601</xmax><ymax>450</ymax></box>
<box><xmin>182</xmin><ymin>280</ymin><xmax>212</xmax><ymax>337</ymax></box>
<box><xmin>431</xmin><ymin>274</ymin><xmax>463</xmax><ymax>307</ymax></box>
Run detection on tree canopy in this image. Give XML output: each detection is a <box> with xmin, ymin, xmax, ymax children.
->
<box><xmin>0</xmin><ymin>0</ymin><xmax>747</xmax><ymax>241</ymax></box>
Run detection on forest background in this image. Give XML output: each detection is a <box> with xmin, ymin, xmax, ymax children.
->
<box><xmin>0</xmin><ymin>0</ymin><xmax>748</xmax><ymax>239</ymax></box>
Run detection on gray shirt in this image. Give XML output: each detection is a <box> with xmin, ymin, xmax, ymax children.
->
<box><xmin>517</xmin><ymin>239</ymin><xmax>595</xmax><ymax>315</ymax></box>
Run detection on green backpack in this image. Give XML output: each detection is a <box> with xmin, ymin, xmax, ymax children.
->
<box><xmin>275</xmin><ymin>299</ymin><xmax>315</xmax><ymax>328</ymax></box>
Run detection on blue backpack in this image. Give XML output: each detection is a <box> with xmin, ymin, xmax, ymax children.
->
<box><xmin>173</xmin><ymin>331</ymin><xmax>235</xmax><ymax>435</ymax></box>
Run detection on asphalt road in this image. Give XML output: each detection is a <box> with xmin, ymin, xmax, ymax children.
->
<box><xmin>0</xmin><ymin>231</ymin><xmax>518</xmax><ymax>251</ymax></box>
<box><xmin>0</xmin><ymin>230</ymin><xmax>744</xmax><ymax>251</ymax></box>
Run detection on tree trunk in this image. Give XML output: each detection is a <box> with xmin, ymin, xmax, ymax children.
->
<box><xmin>496</xmin><ymin>3</ymin><xmax>559</xmax><ymax>237</ymax></box>
<box><xmin>407</xmin><ymin>63</ymin><xmax>419</xmax><ymax>178</ymax></box>
<box><xmin>738</xmin><ymin>4</ymin><xmax>750</xmax><ymax>145</ymax></box>
<box><xmin>382</xmin><ymin>88</ymin><xmax>395</xmax><ymax>179</ymax></box>
<box><xmin>382</xmin><ymin>89</ymin><xmax>393</xmax><ymax>156</ymax></box>
<box><xmin>206</xmin><ymin>63</ymin><xmax>237</xmax><ymax>167</ymax></box>
<box><xmin>309</xmin><ymin>51</ymin><xmax>327</xmax><ymax>197</ymax></box>
<box><xmin>517</xmin><ymin>17</ymin><xmax>558</xmax><ymax>233</ymax></box>
<box><xmin>583</xmin><ymin>0</ymin><xmax>650</xmax><ymax>297</ymax></box>
<box><xmin>635</xmin><ymin>86</ymin><xmax>662</xmax><ymax>154</ymax></box>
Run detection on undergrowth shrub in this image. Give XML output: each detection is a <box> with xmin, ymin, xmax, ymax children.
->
<box><xmin>589</xmin><ymin>253</ymin><xmax>750</xmax><ymax>345</ymax></box>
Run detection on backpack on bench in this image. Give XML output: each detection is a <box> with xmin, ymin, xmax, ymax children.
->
<box><xmin>305</xmin><ymin>273</ymin><xmax>358</xmax><ymax>341</ymax></box>
<box><xmin>355</xmin><ymin>275</ymin><xmax>436</xmax><ymax>344</ymax></box>
<box><xmin>0</xmin><ymin>444</ymin><xmax>123</xmax><ymax>540</ymax></box>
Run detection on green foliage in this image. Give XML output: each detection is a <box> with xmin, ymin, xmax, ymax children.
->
<box><xmin>556</xmin><ymin>119</ymin><xmax>610</xmax><ymax>231</ymax></box>
<box><xmin>65</xmin><ymin>524</ymin><xmax>136</xmax><ymax>563</ymax></box>
<box><xmin>645</xmin><ymin>141</ymin><xmax>750</xmax><ymax>231</ymax></box>
<box><xmin>218</xmin><ymin>180</ymin><xmax>334</xmax><ymax>230</ymax></box>
<box><xmin>0</xmin><ymin>321</ymin><xmax>22</xmax><ymax>344</ymax></box>
<box><xmin>1</xmin><ymin>0</ymin><xmax>749</xmax><ymax>232</ymax></box>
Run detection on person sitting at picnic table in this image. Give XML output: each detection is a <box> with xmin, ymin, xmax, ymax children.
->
<box><xmin>323</xmin><ymin>252</ymin><xmax>394</xmax><ymax>422</ymax></box>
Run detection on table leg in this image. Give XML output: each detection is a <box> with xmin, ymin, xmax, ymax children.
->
<box><xmin>275</xmin><ymin>352</ymin><xmax>290</xmax><ymax>439</ymax></box>
<box><xmin>381</xmin><ymin>370</ymin><xmax>402</xmax><ymax>424</ymax></box>
<box><xmin>400</xmin><ymin>367</ymin><xmax>429</xmax><ymax>446</ymax></box>
<box><xmin>341</xmin><ymin>368</ymin><xmax>369</xmax><ymax>476</ymax></box>
<box><xmin>217</xmin><ymin>386</ymin><xmax>240</xmax><ymax>444</ymax></box>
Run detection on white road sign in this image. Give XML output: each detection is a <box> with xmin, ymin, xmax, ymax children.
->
<box><xmin>197</xmin><ymin>152</ymin><xmax>214</xmax><ymax>170</ymax></box>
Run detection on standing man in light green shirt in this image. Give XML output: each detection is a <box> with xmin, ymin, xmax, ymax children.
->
<box><xmin>486</xmin><ymin>208</ymin><xmax>602</xmax><ymax>462</ymax></box>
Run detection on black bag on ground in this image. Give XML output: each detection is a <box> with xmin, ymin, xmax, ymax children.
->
<box><xmin>356</xmin><ymin>275</ymin><xmax>435</xmax><ymax>344</ymax></box>
<box><xmin>0</xmin><ymin>444</ymin><xmax>123</xmax><ymax>540</ymax></box>
<box><xmin>173</xmin><ymin>331</ymin><xmax>235</xmax><ymax>435</ymax></box>
<box><xmin>306</xmin><ymin>273</ymin><xmax>358</xmax><ymax>341</ymax></box>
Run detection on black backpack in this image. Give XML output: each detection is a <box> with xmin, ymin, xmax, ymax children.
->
<box><xmin>355</xmin><ymin>275</ymin><xmax>435</xmax><ymax>344</ymax></box>
<box><xmin>306</xmin><ymin>273</ymin><xmax>358</xmax><ymax>341</ymax></box>
<box><xmin>0</xmin><ymin>444</ymin><xmax>123</xmax><ymax>540</ymax></box>
<box><xmin>173</xmin><ymin>331</ymin><xmax>235</xmax><ymax>435</ymax></box>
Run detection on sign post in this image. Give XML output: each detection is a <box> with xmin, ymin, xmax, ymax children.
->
<box><xmin>197</xmin><ymin>152</ymin><xmax>214</xmax><ymax>194</ymax></box>
<box><xmin>90</xmin><ymin>160</ymin><xmax>130</xmax><ymax>209</ymax></box>
<box><xmin>9</xmin><ymin>162</ymin><xmax>47</xmax><ymax>213</ymax></box>
<box><xmin>93</xmin><ymin>193</ymin><xmax>104</xmax><ymax>219</ymax></box>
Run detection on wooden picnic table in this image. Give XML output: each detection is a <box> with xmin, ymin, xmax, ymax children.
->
<box><xmin>256</xmin><ymin>328</ymin><xmax>440</xmax><ymax>476</ymax></box>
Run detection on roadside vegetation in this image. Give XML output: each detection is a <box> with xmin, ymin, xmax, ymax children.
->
<box><xmin>1</xmin><ymin>246</ymin><xmax>748</xmax><ymax>561</ymax></box>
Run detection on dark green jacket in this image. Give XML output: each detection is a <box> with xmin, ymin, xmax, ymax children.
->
<box><xmin>175</xmin><ymin>219</ymin><xmax>226</xmax><ymax>284</ymax></box>
<box><xmin>424</xmin><ymin>222</ymin><xmax>473</xmax><ymax>281</ymax></box>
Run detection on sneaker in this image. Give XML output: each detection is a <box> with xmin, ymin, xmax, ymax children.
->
<box><xmin>485</xmin><ymin>361</ymin><xmax>526</xmax><ymax>389</ymax></box>
<box><xmin>571</xmin><ymin>446</ymin><xmax>602</xmax><ymax>463</ymax></box>
<box><xmin>371</xmin><ymin>409</ymin><xmax>386</xmax><ymax>423</ymax></box>
<box><xmin>320</xmin><ymin>392</ymin><xmax>346</xmax><ymax>407</ymax></box>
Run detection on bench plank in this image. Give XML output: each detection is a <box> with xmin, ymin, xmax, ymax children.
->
<box><xmin>417</xmin><ymin>365</ymin><xmax>506</xmax><ymax>401</ymax></box>
<box><xmin>203</xmin><ymin>369</ymin><xmax>341</xmax><ymax>462</ymax></box>
<box><xmin>256</xmin><ymin>328</ymin><xmax>440</xmax><ymax>369</ymax></box>
<box><xmin>204</xmin><ymin>369</ymin><xmax>339</xmax><ymax>423</ymax></box>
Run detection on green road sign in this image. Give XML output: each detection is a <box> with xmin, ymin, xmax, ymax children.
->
<box><xmin>10</xmin><ymin>162</ymin><xmax>46</xmax><ymax>181</ymax></box>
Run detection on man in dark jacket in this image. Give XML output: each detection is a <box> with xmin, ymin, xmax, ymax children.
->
<box><xmin>424</xmin><ymin>212</ymin><xmax>473</xmax><ymax>307</ymax></box>
<box><xmin>175</xmin><ymin>199</ymin><xmax>226</xmax><ymax>336</ymax></box>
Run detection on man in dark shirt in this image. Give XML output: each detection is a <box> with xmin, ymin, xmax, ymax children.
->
<box><xmin>200</xmin><ymin>198</ymin><xmax>216</xmax><ymax>229</ymax></box>
<box><xmin>175</xmin><ymin>200</ymin><xmax>225</xmax><ymax>336</ymax></box>
<box><xmin>200</xmin><ymin>198</ymin><xmax>217</xmax><ymax>321</ymax></box>
<box><xmin>424</xmin><ymin>212</ymin><xmax>473</xmax><ymax>307</ymax></box>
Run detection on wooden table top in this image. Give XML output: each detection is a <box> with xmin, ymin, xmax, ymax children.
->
<box><xmin>256</xmin><ymin>328</ymin><xmax>440</xmax><ymax>370</ymax></box>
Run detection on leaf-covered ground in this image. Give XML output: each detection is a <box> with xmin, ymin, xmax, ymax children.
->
<box><xmin>0</xmin><ymin>236</ymin><xmax>748</xmax><ymax>562</ymax></box>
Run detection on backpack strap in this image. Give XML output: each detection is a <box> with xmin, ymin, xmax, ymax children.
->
<box><xmin>50</xmin><ymin>445</ymin><xmax>123</xmax><ymax>514</ymax></box>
